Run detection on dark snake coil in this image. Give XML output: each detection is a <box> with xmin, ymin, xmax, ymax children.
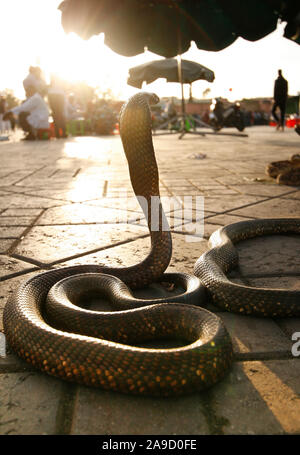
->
<box><xmin>3</xmin><ymin>93</ymin><xmax>299</xmax><ymax>396</ymax></box>
<box><xmin>194</xmin><ymin>218</ymin><xmax>300</xmax><ymax>317</ymax></box>
<box><xmin>3</xmin><ymin>93</ymin><xmax>233</xmax><ymax>396</ymax></box>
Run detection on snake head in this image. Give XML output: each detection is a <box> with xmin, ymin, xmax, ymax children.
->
<box><xmin>140</xmin><ymin>92</ymin><xmax>160</xmax><ymax>106</ymax></box>
<box><xmin>119</xmin><ymin>92</ymin><xmax>160</xmax><ymax>125</ymax></box>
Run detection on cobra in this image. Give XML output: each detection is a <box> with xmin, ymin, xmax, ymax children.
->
<box><xmin>3</xmin><ymin>93</ymin><xmax>233</xmax><ymax>397</ymax></box>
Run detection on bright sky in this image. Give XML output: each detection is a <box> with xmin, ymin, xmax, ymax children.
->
<box><xmin>1</xmin><ymin>0</ymin><xmax>300</xmax><ymax>102</ymax></box>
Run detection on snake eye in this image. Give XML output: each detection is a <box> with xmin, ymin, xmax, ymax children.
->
<box><xmin>141</xmin><ymin>92</ymin><xmax>159</xmax><ymax>106</ymax></box>
<box><xmin>150</xmin><ymin>93</ymin><xmax>160</xmax><ymax>105</ymax></box>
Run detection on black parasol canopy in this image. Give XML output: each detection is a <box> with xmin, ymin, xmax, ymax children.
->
<box><xmin>127</xmin><ymin>58</ymin><xmax>214</xmax><ymax>88</ymax></box>
<box><xmin>59</xmin><ymin>0</ymin><xmax>300</xmax><ymax>58</ymax></box>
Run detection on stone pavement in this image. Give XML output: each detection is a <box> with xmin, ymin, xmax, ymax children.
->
<box><xmin>0</xmin><ymin>126</ymin><xmax>299</xmax><ymax>435</ymax></box>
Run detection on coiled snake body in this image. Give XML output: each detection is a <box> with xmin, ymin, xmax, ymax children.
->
<box><xmin>3</xmin><ymin>93</ymin><xmax>299</xmax><ymax>396</ymax></box>
<box><xmin>3</xmin><ymin>93</ymin><xmax>233</xmax><ymax>396</ymax></box>
<box><xmin>194</xmin><ymin>218</ymin><xmax>300</xmax><ymax>317</ymax></box>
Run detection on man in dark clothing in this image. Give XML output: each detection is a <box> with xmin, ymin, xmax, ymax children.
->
<box><xmin>272</xmin><ymin>69</ymin><xmax>288</xmax><ymax>131</ymax></box>
<box><xmin>48</xmin><ymin>74</ymin><xmax>67</xmax><ymax>138</ymax></box>
<box><xmin>0</xmin><ymin>96</ymin><xmax>6</xmax><ymax>115</ymax></box>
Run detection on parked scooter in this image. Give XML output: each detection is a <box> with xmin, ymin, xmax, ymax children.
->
<box><xmin>210</xmin><ymin>98</ymin><xmax>245</xmax><ymax>132</ymax></box>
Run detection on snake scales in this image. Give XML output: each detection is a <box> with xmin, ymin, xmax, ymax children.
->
<box><xmin>3</xmin><ymin>93</ymin><xmax>232</xmax><ymax>396</ymax></box>
<box><xmin>194</xmin><ymin>218</ymin><xmax>300</xmax><ymax>317</ymax></box>
<box><xmin>3</xmin><ymin>93</ymin><xmax>299</xmax><ymax>397</ymax></box>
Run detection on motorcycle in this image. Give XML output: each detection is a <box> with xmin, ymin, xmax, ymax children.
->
<box><xmin>89</xmin><ymin>105</ymin><xmax>118</xmax><ymax>135</ymax></box>
<box><xmin>210</xmin><ymin>98</ymin><xmax>245</xmax><ymax>132</ymax></box>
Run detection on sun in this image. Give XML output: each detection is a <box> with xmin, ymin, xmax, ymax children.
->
<box><xmin>42</xmin><ymin>32</ymin><xmax>103</xmax><ymax>83</ymax></box>
<box><xmin>40</xmin><ymin>28</ymin><xmax>135</xmax><ymax>100</ymax></box>
<box><xmin>18</xmin><ymin>1</ymin><xmax>128</xmax><ymax>98</ymax></box>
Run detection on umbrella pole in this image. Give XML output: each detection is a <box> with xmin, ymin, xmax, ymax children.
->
<box><xmin>176</xmin><ymin>26</ymin><xmax>186</xmax><ymax>133</ymax></box>
<box><xmin>153</xmin><ymin>23</ymin><xmax>206</xmax><ymax>139</ymax></box>
<box><xmin>177</xmin><ymin>54</ymin><xmax>185</xmax><ymax>118</ymax></box>
<box><xmin>176</xmin><ymin>55</ymin><xmax>205</xmax><ymax>138</ymax></box>
<box><xmin>175</xmin><ymin>27</ymin><xmax>205</xmax><ymax>138</ymax></box>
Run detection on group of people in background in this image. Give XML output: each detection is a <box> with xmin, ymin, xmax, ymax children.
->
<box><xmin>1</xmin><ymin>66</ymin><xmax>291</xmax><ymax>140</ymax></box>
<box><xmin>3</xmin><ymin>66</ymin><xmax>81</xmax><ymax>140</ymax></box>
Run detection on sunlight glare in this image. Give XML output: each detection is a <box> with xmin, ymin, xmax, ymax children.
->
<box><xmin>62</xmin><ymin>137</ymin><xmax>114</xmax><ymax>201</ymax></box>
<box><xmin>244</xmin><ymin>362</ymin><xmax>300</xmax><ymax>433</ymax></box>
<box><xmin>1</xmin><ymin>1</ymin><xmax>300</xmax><ymax>102</ymax></box>
<box><xmin>63</xmin><ymin>137</ymin><xmax>112</xmax><ymax>160</ymax></box>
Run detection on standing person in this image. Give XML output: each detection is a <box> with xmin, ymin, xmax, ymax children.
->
<box><xmin>47</xmin><ymin>74</ymin><xmax>68</xmax><ymax>138</ymax></box>
<box><xmin>166</xmin><ymin>99</ymin><xmax>177</xmax><ymax>119</ymax></box>
<box><xmin>0</xmin><ymin>95</ymin><xmax>7</xmax><ymax>135</ymax></box>
<box><xmin>0</xmin><ymin>95</ymin><xmax>15</xmax><ymax>131</ymax></box>
<box><xmin>23</xmin><ymin>66</ymin><xmax>47</xmax><ymax>98</ymax></box>
<box><xmin>3</xmin><ymin>85</ymin><xmax>49</xmax><ymax>140</ymax></box>
<box><xmin>272</xmin><ymin>69</ymin><xmax>288</xmax><ymax>131</ymax></box>
<box><xmin>0</xmin><ymin>95</ymin><xmax>7</xmax><ymax>116</ymax></box>
<box><xmin>0</xmin><ymin>95</ymin><xmax>7</xmax><ymax>124</ymax></box>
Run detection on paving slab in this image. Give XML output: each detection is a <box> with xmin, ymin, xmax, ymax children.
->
<box><xmin>0</xmin><ymin>193</ymin><xmax>67</xmax><ymax>209</ymax></box>
<box><xmin>281</xmin><ymin>190</ymin><xmax>300</xmax><ymax>200</ymax></box>
<box><xmin>0</xmin><ymin>239</ymin><xmax>16</xmax><ymax>254</ymax></box>
<box><xmin>0</xmin><ymin>226</ymin><xmax>27</xmax><ymax>238</ymax></box>
<box><xmin>209</xmin><ymin>359</ymin><xmax>300</xmax><ymax>434</ymax></box>
<box><xmin>0</xmin><ymin>272</ymin><xmax>40</xmax><ymax>325</ymax></box>
<box><xmin>173</xmin><ymin>221</ymin><xmax>222</xmax><ymax>239</ymax></box>
<box><xmin>0</xmin><ymin>216</ymin><xmax>40</xmax><ymax>227</ymax></box>
<box><xmin>234</xmin><ymin>234</ymin><xmax>300</xmax><ymax>276</ymax></box>
<box><xmin>23</xmin><ymin>187</ymin><xmax>107</xmax><ymax>203</ymax></box>
<box><xmin>219</xmin><ymin>312</ymin><xmax>292</xmax><ymax>358</ymax></box>
<box><xmin>58</xmin><ymin>233</ymin><xmax>209</xmax><ymax>276</ymax></box>
<box><xmin>185</xmin><ymin>194</ymin><xmax>266</xmax><ymax>214</ymax></box>
<box><xmin>226</xmin><ymin>183</ymin><xmax>298</xmax><ymax>197</ymax></box>
<box><xmin>204</xmin><ymin>213</ymin><xmax>257</xmax><ymax>225</ymax></box>
<box><xmin>0</xmin><ymin>372</ymin><xmax>63</xmax><ymax>435</ymax></box>
<box><xmin>13</xmin><ymin>223</ymin><xmax>148</xmax><ymax>264</ymax></box>
<box><xmin>276</xmin><ymin>318</ymin><xmax>300</xmax><ymax>340</ymax></box>
<box><xmin>232</xmin><ymin>197</ymin><xmax>300</xmax><ymax>218</ymax></box>
<box><xmin>0</xmin><ymin>170</ymin><xmax>44</xmax><ymax>187</ymax></box>
<box><xmin>36</xmin><ymin>203</ymin><xmax>135</xmax><ymax>225</ymax></box>
<box><xmin>246</xmin><ymin>276</ymin><xmax>300</xmax><ymax>292</ymax></box>
<box><xmin>71</xmin><ymin>388</ymin><xmax>210</xmax><ymax>435</ymax></box>
<box><xmin>1</xmin><ymin>208</ymin><xmax>44</xmax><ymax>217</ymax></box>
<box><xmin>0</xmin><ymin>256</ymin><xmax>35</xmax><ymax>280</ymax></box>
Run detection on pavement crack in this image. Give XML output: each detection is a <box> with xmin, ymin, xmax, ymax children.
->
<box><xmin>47</xmin><ymin>233</ymin><xmax>150</xmax><ymax>266</ymax></box>
<box><xmin>102</xmin><ymin>180</ymin><xmax>108</xmax><ymax>197</ymax></box>
<box><xmin>200</xmin><ymin>388</ymin><xmax>230</xmax><ymax>435</ymax></box>
<box><xmin>72</xmin><ymin>168</ymin><xmax>81</xmax><ymax>178</ymax></box>
<box><xmin>234</xmin><ymin>351</ymin><xmax>294</xmax><ymax>361</ymax></box>
<box><xmin>11</xmin><ymin>165</ymin><xmax>48</xmax><ymax>186</ymax></box>
<box><xmin>0</xmin><ymin>266</ymin><xmax>40</xmax><ymax>282</ymax></box>
<box><xmin>6</xmin><ymin>209</ymin><xmax>47</xmax><ymax>255</ymax></box>
<box><xmin>55</xmin><ymin>383</ymin><xmax>78</xmax><ymax>435</ymax></box>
